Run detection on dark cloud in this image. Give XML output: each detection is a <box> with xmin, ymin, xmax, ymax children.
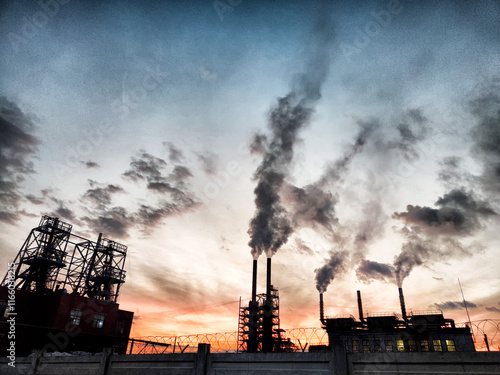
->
<box><xmin>163</xmin><ymin>142</ymin><xmax>184</xmax><ymax>163</ymax></box>
<box><xmin>356</xmin><ymin>259</ymin><xmax>395</xmax><ymax>284</ymax></box>
<box><xmin>82</xmin><ymin>207</ymin><xmax>132</xmax><ymax>238</ymax></box>
<box><xmin>393</xmin><ymin>189</ymin><xmax>496</xmax><ymax>235</ymax></box>
<box><xmin>25</xmin><ymin>194</ymin><xmax>44</xmax><ymax>205</ymax></box>
<box><xmin>433</xmin><ymin>300</ymin><xmax>477</xmax><ymax>310</ymax></box>
<box><xmin>82</xmin><ymin>161</ymin><xmax>99</xmax><ymax>169</ymax></box>
<box><xmin>485</xmin><ymin>306</ymin><xmax>500</xmax><ymax>313</ymax></box>
<box><xmin>83</xmin><ymin>180</ymin><xmax>124</xmax><ymax>207</ymax></box>
<box><xmin>0</xmin><ymin>97</ymin><xmax>39</xmax><ymax>223</ymax></box>
<box><xmin>122</xmin><ymin>152</ymin><xmax>167</xmax><ymax>181</ymax></box>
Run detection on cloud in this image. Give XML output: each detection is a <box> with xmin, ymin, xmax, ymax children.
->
<box><xmin>433</xmin><ymin>300</ymin><xmax>477</xmax><ymax>310</ymax></box>
<box><xmin>83</xmin><ymin>180</ymin><xmax>125</xmax><ymax>207</ymax></box>
<box><xmin>0</xmin><ymin>97</ymin><xmax>40</xmax><ymax>223</ymax></box>
<box><xmin>163</xmin><ymin>142</ymin><xmax>184</xmax><ymax>163</ymax></box>
<box><xmin>82</xmin><ymin>161</ymin><xmax>100</xmax><ymax>169</ymax></box>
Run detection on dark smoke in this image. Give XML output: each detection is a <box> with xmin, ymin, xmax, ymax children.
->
<box><xmin>315</xmin><ymin>250</ymin><xmax>347</xmax><ymax>293</ymax></box>
<box><xmin>248</xmin><ymin>8</ymin><xmax>335</xmax><ymax>259</ymax></box>
<box><xmin>433</xmin><ymin>300</ymin><xmax>477</xmax><ymax>310</ymax></box>
<box><xmin>356</xmin><ymin>259</ymin><xmax>395</xmax><ymax>284</ymax></box>
<box><xmin>392</xmin><ymin>189</ymin><xmax>495</xmax><ymax>286</ymax></box>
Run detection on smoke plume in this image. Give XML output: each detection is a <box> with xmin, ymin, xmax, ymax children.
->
<box><xmin>392</xmin><ymin>189</ymin><xmax>496</xmax><ymax>286</ymax></box>
<box><xmin>248</xmin><ymin>8</ymin><xmax>335</xmax><ymax>259</ymax></box>
<box><xmin>356</xmin><ymin>259</ymin><xmax>395</xmax><ymax>284</ymax></box>
<box><xmin>315</xmin><ymin>250</ymin><xmax>347</xmax><ymax>293</ymax></box>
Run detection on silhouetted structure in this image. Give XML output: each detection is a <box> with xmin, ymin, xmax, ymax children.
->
<box><xmin>314</xmin><ymin>289</ymin><xmax>475</xmax><ymax>353</ymax></box>
<box><xmin>238</xmin><ymin>257</ymin><xmax>295</xmax><ymax>353</ymax></box>
<box><xmin>0</xmin><ymin>216</ymin><xmax>133</xmax><ymax>356</ymax></box>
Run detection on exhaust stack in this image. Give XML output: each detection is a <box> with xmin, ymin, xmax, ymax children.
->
<box><xmin>266</xmin><ymin>257</ymin><xmax>271</xmax><ymax>300</ymax></box>
<box><xmin>357</xmin><ymin>290</ymin><xmax>366</xmax><ymax>323</ymax></box>
<box><xmin>251</xmin><ymin>259</ymin><xmax>257</xmax><ymax>307</ymax></box>
<box><xmin>319</xmin><ymin>293</ymin><xmax>326</xmax><ymax>325</ymax></box>
<box><xmin>399</xmin><ymin>287</ymin><xmax>408</xmax><ymax>322</ymax></box>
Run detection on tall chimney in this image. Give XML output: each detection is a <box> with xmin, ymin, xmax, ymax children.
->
<box><xmin>266</xmin><ymin>257</ymin><xmax>271</xmax><ymax>300</ymax></box>
<box><xmin>357</xmin><ymin>290</ymin><xmax>365</xmax><ymax>323</ymax></box>
<box><xmin>248</xmin><ymin>259</ymin><xmax>258</xmax><ymax>353</ymax></box>
<box><xmin>398</xmin><ymin>287</ymin><xmax>408</xmax><ymax>322</ymax></box>
<box><xmin>319</xmin><ymin>293</ymin><xmax>326</xmax><ymax>325</ymax></box>
<box><xmin>251</xmin><ymin>259</ymin><xmax>258</xmax><ymax>307</ymax></box>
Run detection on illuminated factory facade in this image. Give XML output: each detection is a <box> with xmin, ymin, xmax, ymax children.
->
<box><xmin>317</xmin><ymin>288</ymin><xmax>475</xmax><ymax>354</ymax></box>
<box><xmin>0</xmin><ymin>216</ymin><xmax>133</xmax><ymax>356</ymax></box>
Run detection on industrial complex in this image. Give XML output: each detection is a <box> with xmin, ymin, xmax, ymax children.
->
<box><xmin>0</xmin><ymin>216</ymin><xmax>498</xmax><ymax>374</ymax></box>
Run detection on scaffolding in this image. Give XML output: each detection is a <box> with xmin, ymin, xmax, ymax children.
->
<box><xmin>238</xmin><ymin>287</ymin><xmax>292</xmax><ymax>352</ymax></box>
<box><xmin>1</xmin><ymin>216</ymin><xmax>127</xmax><ymax>303</ymax></box>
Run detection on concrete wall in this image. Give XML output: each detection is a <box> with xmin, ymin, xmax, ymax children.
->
<box><xmin>1</xmin><ymin>345</ymin><xmax>499</xmax><ymax>375</ymax></box>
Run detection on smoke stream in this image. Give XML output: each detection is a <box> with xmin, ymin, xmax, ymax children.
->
<box><xmin>248</xmin><ymin>7</ymin><xmax>335</xmax><ymax>259</ymax></box>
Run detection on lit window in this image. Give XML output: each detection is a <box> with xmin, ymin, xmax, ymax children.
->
<box><xmin>384</xmin><ymin>340</ymin><xmax>393</xmax><ymax>352</ymax></box>
<box><xmin>420</xmin><ymin>340</ymin><xmax>429</xmax><ymax>352</ymax></box>
<box><xmin>408</xmin><ymin>340</ymin><xmax>417</xmax><ymax>352</ymax></box>
<box><xmin>352</xmin><ymin>340</ymin><xmax>360</xmax><ymax>353</ymax></box>
<box><xmin>433</xmin><ymin>340</ymin><xmax>442</xmax><ymax>352</ymax></box>
<box><xmin>396</xmin><ymin>339</ymin><xmax>405</xmax><ymax>352</ymax></box>
<box><xmin>446</xmin><ymin>340</ymin><xmax>456</xmax><ymax>352</ymax></box>
<box><xmin>374</xmin><ymin>340</ymin><xmax>382</xmax><ymax>352</ymax></box>
<box><xmin>363</xmin><ymin>340</ymin><xmax>370</xmax><ymax>353</ymax></box>
<box><xmin>69</xmin><ymin>309</ymin><xmax>82</xmax><ymax>326</ymax></box>
<box><xmin>93</xmin><ymin>313</ymin><xmax>106</xmax><ymax>329</ymax></box>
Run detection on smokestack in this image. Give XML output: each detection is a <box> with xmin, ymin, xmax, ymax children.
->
<box><xmin>251</xmin><ymin>259</ymin><xmax>257</xmax><ymax>307</ymax></box>
<box><xmin>319</xmin><ymin>293</ymin><xmax>326</xmax><ymax>325</ymax></box>
<box><xmin>266</xmin><ymin>257</ymin><xmax>272</xmax><ymax>300</ymax></box>
<box><xmin>398</xmin><ymin>287</ymin><xmax>408</xmax><ymax>322</ymax></box>
<box><xmin>357</xmin><ymin>290</ymin><xmax>365</xmax><ymax>323</ymax></box>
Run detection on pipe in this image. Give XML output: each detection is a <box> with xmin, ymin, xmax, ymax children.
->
<box><xmin>357</xmin><ymin>290</ymin><xmax>366</xmax><ymax>323</ymax></box>
<box><xmin>319</xmin><ymin>293</ymin><xmax>326</xmax><ymax>325</ymax></box>
<box><xmin>398</xmin><ymin>287</ymin><xmax>408</xmax><ymax>322</ymax></box>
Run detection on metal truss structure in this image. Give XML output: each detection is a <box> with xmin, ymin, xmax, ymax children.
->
<box><xmin>1</xmin><ymin>216</ymin><xmax>127</xmax><ymax>303</ymax></box>
<box><xmin>134</xmin><ymin>320</ymin><xmax>499</xmax><ymax>354</ymax></box>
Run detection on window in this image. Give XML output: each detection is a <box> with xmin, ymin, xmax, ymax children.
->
<box><xmin>69</xmin><ymin>309</ymin><xmax>83</xmax><ymax>326</ymax></box>
<box><xmin>420</xmin><ymin>340</ymin><xmax>429</xmax><ymax>352</ymax></box>
<box><xmin>432</xmin><ymin>340</ymin><xmax>442</xmax><ymax>352</ymax></box>
<box><xmin>384</xmin><ymin>340</ymin><xmax>393</xmax><ymax>352</ymax></box>
<box><xmin>446</xmin><ymin>339</ymin><xmax>456</xmax><ymax>352</ymax></box>
<box><xmin>352</xmin><ymin>340</ymin><xmax>360</xmax><ymax>353</ymax></box>
<box><xmin>92</xmin><ymin>313</ymin><xmax>106</xmax><ymax>329</ymax></box>
<box><xmin>362</xmin><ymin>340</ymin><xmax>370</xmax><ymax>353</ymax></box>
<box><xmin>374</xmin><ymin>340</ymin><xmax>382</xmax><ymax>352</ymax></box>
<box><xmin>115</xmin><ymin>321</ymin><xmax>128</xmax><ymax>335</ymax></box>
<box><xmin>396</xmin><ymin>339</ymin><xmax>405</xmax><ymax>352</ymax></box>
<box><xmin>408</xmin><ymin>340</ymin><xmax>417</xmax><ymax>352</ymax></box>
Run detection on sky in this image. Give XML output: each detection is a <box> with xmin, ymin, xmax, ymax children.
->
<box><xmin>1</xmin><ymin>0</ymin><xmax>499</xmax><ymax>346</ymax></box>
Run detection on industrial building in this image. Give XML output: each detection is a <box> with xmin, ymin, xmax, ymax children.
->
<box><xmin>317</xmin><ymin>288</ymin><xmax>476</xmax><ymax>354</ymax></box>
<box><xmin>0</xmin><ymin>216</ymin><xmax>133</xmax><ymax>356</ymax></box>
